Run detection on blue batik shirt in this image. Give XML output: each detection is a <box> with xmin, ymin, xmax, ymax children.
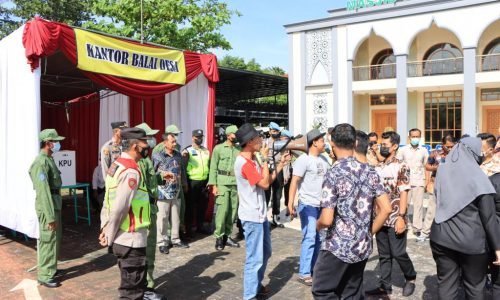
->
<box><xmin>153</xmin><ymin>149</ymin><xmax>184</xmax><ymax>200</ymax></box>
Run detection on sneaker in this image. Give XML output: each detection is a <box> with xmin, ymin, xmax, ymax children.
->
<box><xmin>365</xmin><ymin>286</ymin><xmax>392</xmax><ymax>296</ymax></box>
<box><xmin>416</xmin><ymin>233</ymin><xmax>429</xmax><ymax>242</ymax></box>
<box><xmin>257</xmin><ymin>285</ymin><xmax>271</xmax><ymax>296</ymax></box>
<box><xmin>172</xmin><ymin>240</ymin><xmax>190</xmax><ymax>248</ymax></box>
<box><xmin>402</xmin><ymin>280</ymin><xmax>416</xmax><ymax>297</ymax></box>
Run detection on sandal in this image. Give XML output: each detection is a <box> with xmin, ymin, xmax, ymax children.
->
<box><xmin>297</xmin><ymin>276</ymin><xmax>313</xmax><ymax>286</ymax></box>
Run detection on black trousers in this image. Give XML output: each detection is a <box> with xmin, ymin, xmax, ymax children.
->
<box><xmin>185</xmin><ymin>179</ymin><xmax>208</xmax><ymax>233</ymax></box>
<box><xmin>375</xmin><ymin>227</ymin><xmax>417</xmax><ymax>289</ymax></box>
<box><xmin>265</xmin><ymin>171</ymin><xmax>283</xmax><ymax>215</ymax></box>
<box><xmin>312</xmin><ymin>250</ymin><xmax>367</xmax><ymax>300</ymax></box>
<box><xmin>491</xmin><ymin>259</ymin><xmax>500</xmax><ymax>300</ymax></box>
<box><xmin>431</xmin><ymin>241</ymin><xmax>489</xmax><ymax>300</ymax></box>
<box><xmin>112</xmin><ymin>244</ymin><xmax>147</xmax><ymax>300</ymax></box>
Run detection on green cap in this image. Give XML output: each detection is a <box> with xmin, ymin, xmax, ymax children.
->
<box><xmin>225</xmin><ymin>125</ymin><xmax>238</xmax><ymax>135</ymax></box>
<box><xmin>39</xmin><ymin>129</ymin><xmax>65</xmax><ymax>142</ymax></box>
<box><xmin>165</xmin><ymin>124</ymin><xmax>182</xmax><ymax>134</ymax></box>
<box><xmin>135</xmin><ymin>123</ymin><xmax>159</xmax><ymax>136</ymax></box>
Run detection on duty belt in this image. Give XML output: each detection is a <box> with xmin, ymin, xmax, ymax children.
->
<box><xmin>50</xmin><ymin>189</ymin><xmax>61</xmax><ymax>195</ymax></box>
<box><xmin>218</xmin><ymin>170</ymin><xmax>235</xmax><ymax>176</ymax></box>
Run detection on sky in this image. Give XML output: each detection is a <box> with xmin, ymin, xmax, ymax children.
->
<box><xmin>212</xmin><ymin>0</ymin><xmax>345</xmax><ymax>72</ymax></box>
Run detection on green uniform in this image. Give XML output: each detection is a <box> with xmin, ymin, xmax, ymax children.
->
<box><xmin>208</xmin><ymin>142</ymin><xmax>240</xmax><ymax>238</ymax></box>
<box><xmin>29</xmin><ymin>150</ymin><xmax>62</xmax><ymax>282</ymax></box>
<box><xmin>138</xmin><ymin>157</ymin><xmax>160</xmax><ymax>289</ymax></box>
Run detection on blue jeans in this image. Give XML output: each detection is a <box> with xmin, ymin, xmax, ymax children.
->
<box><xmin>242</xmin><ymin>220</ymin><xmax>272</xmax><ymax>300</ymax></box>
<box><xmin>298</xmin><ymin>202</ymin><xmax>321</xmax><ymax>277</ymax></box>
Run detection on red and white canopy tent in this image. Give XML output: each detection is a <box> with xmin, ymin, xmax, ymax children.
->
<box><xmin>0</xmin><ymin>17</ymin><xmax>219</xmax><ymax>238</ymax></box>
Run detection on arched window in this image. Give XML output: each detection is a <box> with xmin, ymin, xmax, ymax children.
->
<box><xmin>423</xmin><ymin>43</ymin><xmax>463</xmax><ymax>75</ymax></box>
<box><xmin>371</xmin><ymin>49</ymin><xmax>396</xmax><ymax>79</ymax></box>
<box><xmin>482</xmin><ymin>38</ymin><xmax>500</xmax><ymax>71</ymax></box>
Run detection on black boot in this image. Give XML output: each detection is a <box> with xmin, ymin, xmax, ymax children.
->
<box><xmin>215</xmin><ymin>238</ymin><xmax>225</xmax><ymax>250</ymax></box>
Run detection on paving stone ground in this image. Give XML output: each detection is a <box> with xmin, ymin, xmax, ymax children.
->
<box><xmin>0</xmin><ymin>198</ymin><xmax>494</xmax><ymax>300</ymax></box>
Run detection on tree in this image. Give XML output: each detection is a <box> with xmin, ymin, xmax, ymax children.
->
<box><xmin>1</xmin><ymin>0</ymin><xmax>92</xmax><ymax>34</ymax></box>
<box><xmin>263</xmin><ymin>66</ymin><xmax>286</xmax><ymax>76</ymax></box>
<box><xmin>218</xmin><ymin>55</ymin><xmax>248</xmax><ymax>70</ymax></box>
<box><xmin>0</xmin><ymin>0</ymin><xmax>239</xmax><ymax>52</ymax></box>
<box><xmin>85</xmin><ymin>0</ymin><xmax>238</xmax><ymax>52</ymax></box>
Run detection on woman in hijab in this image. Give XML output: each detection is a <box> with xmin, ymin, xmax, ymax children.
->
<box><xmin>430</xmin><ymin>137</ymin><xmax>500</xmax><ymax>299</ymax></box>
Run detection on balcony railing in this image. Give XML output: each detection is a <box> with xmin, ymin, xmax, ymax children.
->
<box><xmin>353</xmin><ymin>63</ymin><xmax>396</xmax><ymax>81</ymax></box>
<box><xmin>477</xmin><ymin>53</ymin><xmax>500</xmax><ymax>72</ymax></box>
<box><xmin>407</xmin><ymin>57</ymin><xmax>463</xmax><ymax>77</ymax></box>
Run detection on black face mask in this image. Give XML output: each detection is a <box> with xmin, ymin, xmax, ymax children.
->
<box><xmin>380</xmin><ymin>146</ymin><xmax>391</xmax><ymax>158</ymax></box>
<box><xmin>138</xmin><ymin>145</ymin><xmax>150</xmax><ymax>158</ymax></box>
<box><xmin>194</xmin><ymin>138</ymin><xmax>203</xmax><ymax>146</ymax></box>
<box><xmin>271</xmin><ymin>133</ymin><xmax>281</xmax><ymax>139</ymax></box>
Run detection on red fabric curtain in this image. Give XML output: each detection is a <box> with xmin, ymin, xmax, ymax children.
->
<box><xmin>23</xmin><ymin>17</ymin><xmax>217</xmax><ymax>156</ymax></box>
<box><xmin>128</xmin><ymin>96</ymin><xmax>166</xmax><ymax>143</ymax></box>
<box><xmin>41</xmin><ymin>93</ymin><xmax>100</xmax><ymax>183</ymax></box>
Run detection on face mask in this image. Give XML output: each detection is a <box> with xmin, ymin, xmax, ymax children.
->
<box><xmin>380</xmin><ymin>146</ymin><xmax>391</xmax><ymax>158</ymax></box>
<box><xmin>147</xmin><ymin>138</ymin><xmax>157</xmax><ymax>149</ymax></box>
<box><xmin>138</xmin><ymin>145</ymin><xmax>150</xmax><ymax>158</ymax></box>
<box><xmin>52</xmin><ymin>142</ymin><xmax>61</xmax><ymax>153</ymax></box>
<box><xmin>271</xmin><ymin>133</ymin><xmax>281</xmax><ymax>139</ymax></box>
<box><xmin>410</xmin><ymin>138</ymin><xmax>420</xmax><ymax>146</ymax></box>
<box><xmin>194</xmin><ymin>138</ymin><xmax>203</xmax><ymax>146</ymax></box>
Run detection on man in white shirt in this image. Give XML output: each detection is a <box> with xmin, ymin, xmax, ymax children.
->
<box><xmin>397</xmin><ymin>128</ymin><xmax>429</xmax><ymax>236</ymax></box>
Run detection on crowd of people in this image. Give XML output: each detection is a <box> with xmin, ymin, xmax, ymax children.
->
<box><xmin>28</xmin><ymin>118</ymin><xmax>500</xmax><ymax>300</ymax></box>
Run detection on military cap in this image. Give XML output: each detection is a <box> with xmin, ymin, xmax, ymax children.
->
<box><xmin>236</xmin><ymin>123</ymin><xmax>260</xmax><ymax>146</ymax></box>
<box><xmin>268</xmin><ymin>122</ymin><xmax>281</xmax><ymax>131</ymax></box>
<box><xmin>120</xmin><ymin>127</ymin><xmax>149</xmax><ymax>140</ymax></box>
<box><xmin>135</xmin><ymin>123</ymin><xmax>159</xmax><ymax>136</ymax></box>
<box><xmin>165</xmin><ymin>124</ymin><xmax>182</xmax><ymax>134</ymax></box>
<box><xmin>192</xmin><ymin>129</ymin><xmax>204</xmax><ymax>137</ymax></box>
<box><xmin>39</xmin><ymin>129</ymin><xmax>65</xmax><ymax>142</ymax></box>
<box><xmin>225</xmin><ymin>125</ymin><xmax>238</xmax><ymax>135</ymax></box>
<box><xmin>111</xmin><ymin>121</ymin><xmax>127</xmax><ymax>129</ymax></box>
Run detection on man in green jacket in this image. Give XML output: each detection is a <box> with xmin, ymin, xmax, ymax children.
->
<box><xmin>29</xmin><ymin>129</ymin><xmax>65</xmax><ymax>288</ymax></box>
<box><xmin>135</xmin><ymin>123</ymin><xmax>165</xmax><ymax>300</ymax></box>
<box><xmin>208</xmin><ymin>125</ymin><xmax>241</xmax><ymax>250</ymax></box>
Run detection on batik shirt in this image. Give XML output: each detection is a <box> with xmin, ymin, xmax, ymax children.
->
<box><xmin>375</xmin><ymin>156</ymin><xmax>411</xmax><ymax>227</ymax></box>
<box><xmin>321</xmin><ymin>157</ymin><xmax>386</xmax><ymax>263</ymax></box>
<box><xmin>152</xmin><ymin>150</ymin><xmax>185</xmax><ymax>200</ymax></box>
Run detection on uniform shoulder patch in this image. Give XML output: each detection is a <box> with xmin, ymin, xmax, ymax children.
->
<box><xmin>128</xmin><ymin>177</ymin><xmax>137</xmax><ymax>189</ymax></box>
<box><xmin>107</xmin><ymin>163</ymin><xmax>119</xmax><ymax>177</ymax></box>
<box><xmin>103</xmin><ymin>148</ymin><xmax>110</xmax><ymax>156</ymax></box>
<box><xmin>39</xmin><ymin>173</ymin><xmax>46</xmax><ymax>181</ymax></box>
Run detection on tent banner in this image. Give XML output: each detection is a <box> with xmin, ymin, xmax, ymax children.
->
<box><xmin>75</xmin><ymin>29</ymin><xmax>186</xmax><ymax>84</ymax></box>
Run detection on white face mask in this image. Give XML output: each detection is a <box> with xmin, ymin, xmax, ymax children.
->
<box><xmin>52</xmin><ymin>142</ymin><xmax>61</xmax><ymax>153</ymax></box>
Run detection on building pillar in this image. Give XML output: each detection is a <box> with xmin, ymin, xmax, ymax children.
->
<box><xmin>396</xmin><ymin>54</ymin><xmax>408</xmax><ymax>140</ymax></box>
<box><xmin>346</xmin><ymin>60</ymin><xmax>353</xmax><ymax>124</ymax></box>
<box><xmin>463</xmin><ymin>47</ymin><xmax>477</xmax><ymax>135</ymax></box>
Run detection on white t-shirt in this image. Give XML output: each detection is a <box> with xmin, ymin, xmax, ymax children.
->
<box><xmin>234</xmin><ymin>155</ymin><xmax>267</xmax><ymax>223</ymax></box>
<box><xmin>293</xmin><ymin>154</ymin><xmax>330</xmax><ymax>207</ymax></box>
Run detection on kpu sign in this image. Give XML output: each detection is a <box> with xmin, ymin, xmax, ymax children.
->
<box><xmin>347</xmin><ymin>0</ymin><xmax>398</xmax><ymax>11</ymax></box>
<box><xmin>75</xmin><ymin>29</ymin><xmax>186</xmax><ymax>84</ymax></box>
